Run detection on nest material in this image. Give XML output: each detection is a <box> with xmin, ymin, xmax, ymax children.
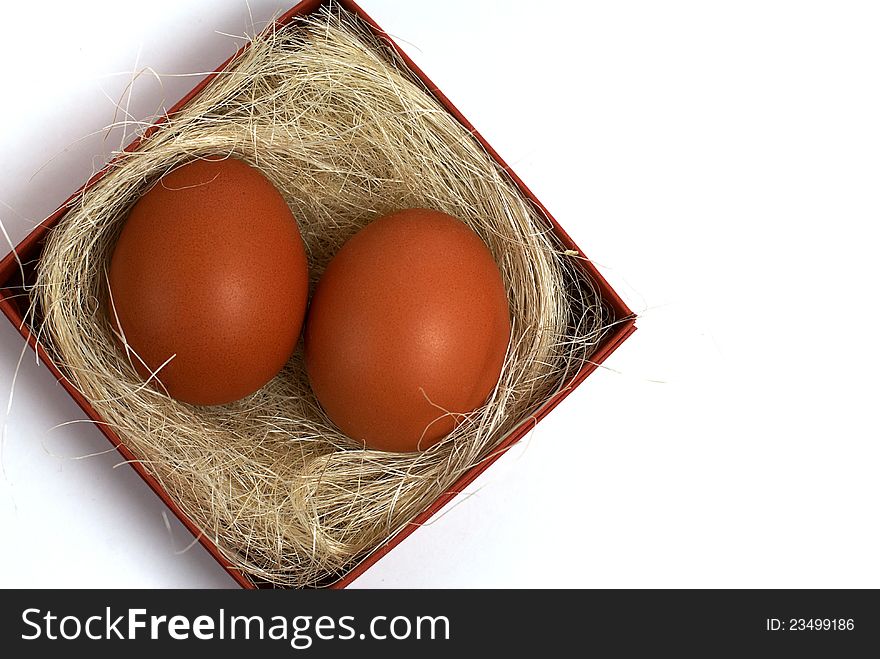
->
<box><xmin>30</xmin><ymin>5</ymin><xmax>609</xmax><ymax>587</ymax></box>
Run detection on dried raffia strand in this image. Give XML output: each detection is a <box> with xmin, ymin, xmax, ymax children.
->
<box><xmin>30</xmin><ymin>5</ymin><xmax>610</xmax><ymax>587</ymax></box>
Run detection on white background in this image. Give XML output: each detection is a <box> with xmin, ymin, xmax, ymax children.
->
<box><xmin>0</xmin><ymin>0</ymin><xmax>878</xmax><ymax>588</ymax></box>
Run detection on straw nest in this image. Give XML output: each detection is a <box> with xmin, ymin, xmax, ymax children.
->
<box><xmin>30</xmin><ymin>5</ymin><xmax>609</xmax><ymax>587</ymax></box>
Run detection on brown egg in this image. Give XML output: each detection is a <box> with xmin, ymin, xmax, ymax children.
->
<box><xmin>108</xmin><ymin>157</ymin><xmax>309</xmax><ymax>405</ymax></box>
<box><xmin>304</xmin><ymin>208</ymin><xmax>511</xmax><ymax>452</ymax></box>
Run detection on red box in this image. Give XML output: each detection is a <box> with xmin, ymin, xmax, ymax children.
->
<box><xmin>0</xmin><ymin>0</ymin><xmax>635</xmax><ymax>588</ymax></box>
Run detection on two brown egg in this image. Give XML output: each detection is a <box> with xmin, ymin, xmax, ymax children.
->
<box><xmin>108</xmin><ymin>158</ymin><xmax>510</xmax><ymax>452</ymax></box>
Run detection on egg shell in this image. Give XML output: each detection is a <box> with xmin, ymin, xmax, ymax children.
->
<box><xmin>304</xmin><ymin>208</ymin><xmax>511</xmax><ymax>452</ymax></box>
<box><xmin>108</xmin><ymin>157</ymin><xmax>309</xmax><ymax>405</ymax></box>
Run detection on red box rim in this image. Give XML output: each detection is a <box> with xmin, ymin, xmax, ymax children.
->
<box><xmin>0</xmin><ymin>0</ymin><xmax>636</xmax><ymax>588</ymax></box>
